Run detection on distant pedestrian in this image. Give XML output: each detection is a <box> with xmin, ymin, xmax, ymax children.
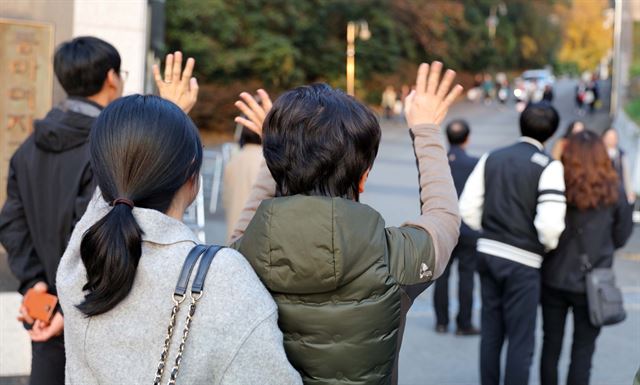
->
<box><xmin>602</xmin><ymin>128</ymin><xmax>636</xmax><ymax>204</ymax></box>
<box><xmin>381</xmin><ymin>85</ymin><xmax>397</xmax><ymax>119</ymax></box>
<box><xmin>56</xmin><ymin>95</ymin><xmax>301</xmax><ymax>385</ymax></box>
<box><xmin>460</xmin><ymin>103</ymin><xmax>566</xmax><ymax>385</ymax></box>
<box><xmin>540</xmin><ymin>130</ymin><xmax>633</xmax><ymax>385</ymax></box>
<box><xmin>575</xmin><ymin>81</ymin><xmax>588</xmax><ymax>115</ymax></box>
<box><xmin>223</xmin><ymin>123</ymin><xmax>264</xmax><ymax>242</ymax></box>
<box><xmin>496</xmin><ymin>73</ymin><xmax>509</xmax><ymax>104</ymax></box>
<box><xmin>551</xmin><ymin>120</ymin><xmax>585</xmax><ymax>160</ymax></box>
<box><xmin>542</xmin><ymin>84</ymin><xmax>554</xmax><ymax>103</ymax></box>
<box><xmin>434</xmin><ymin>119</ymin><xmax>481</xmax><ymax>336</ymax></box>
<box><xmin>482</xmin><ymin>74</ymin><xmax>495</xmax><ymax>105</ymax></box>
<box><xmin>587</xmin><ymin>76</ymin><xmax>599</xmax><ymax>113</ymax></box>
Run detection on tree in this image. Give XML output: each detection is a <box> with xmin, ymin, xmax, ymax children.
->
<box><xmin>557</xmin><ymin>0</ymin><xmax>612</xmax><ymax>72</ymax></box>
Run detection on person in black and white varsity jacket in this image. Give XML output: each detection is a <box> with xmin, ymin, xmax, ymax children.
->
<box><xmin>459</xmin><ymin>103</ymin><xmax>566</xmax><ymax>385</ymax></box>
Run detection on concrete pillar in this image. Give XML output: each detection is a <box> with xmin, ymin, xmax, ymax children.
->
<box><xmin>72</xmin><ymin>0</ymin><xmax>148</xmax><ymax>95</ymax></box>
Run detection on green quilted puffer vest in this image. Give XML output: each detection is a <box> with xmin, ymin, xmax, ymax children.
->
<box><xmin>234</xmin><ymin>195</ymin><xmax>435</xmax><ymax>385</ymax></box>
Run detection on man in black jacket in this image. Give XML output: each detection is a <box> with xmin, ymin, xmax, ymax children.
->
<box><xmin>0</xmin><ymin>36</ymin><xmax>199</xmax><ymax>385</ymax></box>
<box><xmin>433</xmin><ymin>120</ymin><xmax>480</xmax><ymax>335</ymax></box>
<box><xmin>0</xmin><ymin>36</ymin><xmax>124</xmax><ymax>385</ymax></box>
<box><xmin>459</xmin><ymin>104</ymin><xmax>566</xmax><ymax>385</ymax></box>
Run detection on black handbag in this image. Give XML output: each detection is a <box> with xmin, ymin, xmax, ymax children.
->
<box><xmin>577</xmin><ymin>229</ymin><xmax>626</xmax><ymax>327</ymax></box>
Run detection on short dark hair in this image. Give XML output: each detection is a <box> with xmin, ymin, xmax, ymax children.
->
<box><xmin>239</xmin><ymin>127</ymin><xmax>262</xmax><ymax>147</ymax></box>
<box><xmin>520</xmin><ymin>103</ymin><xmax>559</xmax><ymax>143</ymax></box>
<box><xmin>263</xmin><ymin>83</ymin><xmax>381</xmax><ymax>201</ymax></box>
<box><xmin>78</xmin><ymin>95</ymin><xmax>202</xmax><ymax>317</ymax></box>
<box><xmin>54</xmin><ymin>36</ymin><xmax>121</xmax><ymax>97</ymax></box>
<box><xmin>446</xmin><ymin>119</ymin><xmax>470</xmax><ymax>145</ymax></box>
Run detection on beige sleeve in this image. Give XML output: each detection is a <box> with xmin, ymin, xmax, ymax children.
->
<box><xmin>402</xmin><ymin>123</ymin><xmax>461</xmax><ymax>279</ymax></box>
<box><xmin>229</xmin><ymin>158</ymin><xmax>276</xmax><ymax>244</ymax></box>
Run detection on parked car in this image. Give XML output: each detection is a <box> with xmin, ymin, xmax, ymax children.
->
<box><xmin>513</xmin><ymin>69</ymin><xmax>555</xmax><ymax>103</ymax></box>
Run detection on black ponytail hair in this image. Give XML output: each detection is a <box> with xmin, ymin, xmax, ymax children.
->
<box><xmin>77</xmin><ymin>95</ymin><xmax>202</xmax><ymax>317</ymax></box>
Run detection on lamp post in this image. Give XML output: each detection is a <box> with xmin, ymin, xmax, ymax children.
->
<box><xmin>346</xmin><ymin>20</ymin><xmax>370</xmax><ymax>96</ymax></box>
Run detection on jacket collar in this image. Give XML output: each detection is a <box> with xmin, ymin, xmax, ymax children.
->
<box><xmin>519</xmin><ymin>136</ymin><xmax>544</xmax><ymax>151</ymax></box>
<box><xmin>62</xmin><ymin>97</ymin><xmax>103</xmax><ymax>118</ymax></box>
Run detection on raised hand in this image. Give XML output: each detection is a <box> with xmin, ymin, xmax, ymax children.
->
<box><xmin>153</xmin><ymin>51</ymin><xmax>199</xmax><ymax>114</ymax></box>
<box><xmin>405</xmin><ymin>62</ymin><xmax>463</xmax><ymax>127</ymax></box>
<box><xmin>233</xmin><ymin>89</ymin><xmax>273</xmax><ymax>138</ymax></box>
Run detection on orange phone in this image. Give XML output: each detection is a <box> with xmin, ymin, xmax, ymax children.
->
<box><xmin>23</xmin><ymin>289</ymin><xmax>58</xmax><ymax>322</ymax></box>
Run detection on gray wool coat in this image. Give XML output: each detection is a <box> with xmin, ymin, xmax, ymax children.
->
<box><xmin>56</xmin><ymin>192</ymin><xmax>302</xmax><ymax>385</ymax></box>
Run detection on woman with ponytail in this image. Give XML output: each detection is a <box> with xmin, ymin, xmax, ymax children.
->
<box><xmin>56</xmin><ymin>95</ymin><xmax>301</xmax><ymax>384</ymax></box>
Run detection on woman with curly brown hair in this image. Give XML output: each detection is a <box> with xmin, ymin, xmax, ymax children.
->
<box><xmin>540</xmin><ymin>130</ymin><xmax>633</xmax><ymax>385</ymax></box>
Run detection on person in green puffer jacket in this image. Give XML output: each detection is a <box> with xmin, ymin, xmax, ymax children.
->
<box><xmin>230</xmin><ymin>62</ymin><xmax>463</xmax><ymax>384</ymax></box>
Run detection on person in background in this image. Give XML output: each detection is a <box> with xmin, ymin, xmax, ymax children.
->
<box><xmin>587</xmin><ymin>75</ymin><xmax>599</xmax><ymax>113</ymax></box>
<box><xmin>542</xmin><ymin>84</ymin><xmax>554</xmax><ymax>103</ymax></box>
<box><xmin>56</xmin><ymin>95</ymin><xmax>300</xmax><ymax>385</ymax></box>
<box><xmin>231</xmin><ymin>62</ymin><xmax>462</xmax><ymax>384</ymax></box>
<box><xmin>602</xmin><ymin>128</ymin><xmax>636</xmax><ymax>204</ymax></box>
<box><xmin>433</xmin><ymin>119</ymin><xmax>480</xmax><ymax>335</ymax></box>
<box><xmin>460</xmin><ymin>103</ymin><xmax>566</xmax><ymax>385</ymax></box>
<box><xmin>575</xmin><ymin>81</ymin><xmax>587</xmax><ymax>116</ymax></box>
<box><xmin>0</xmin><ymin>37</ymin><xmax>124</xmax><ymax>385</ymax></box>
<box><xmin>381</xmin><ymin>85</ymin><xmax>397</xmax><ymax>119</ymax></box>
<box><xmin>482</xmin><ymin>73</ymin><xmax>495</xmax><ymax>105</ymax></box>
<box><xmin>223</xmin><ymin>104</ymin><xmax>267</xmax><ymax>241</ymax></box>
<box><xmin>540</xmin><ymin>130</ymin><xmax>632</xmax><ymax>385</ymax></box>
<box><xmin>0</xmin><ymin>35</ymin><xmax>197</xmax><ymax>385</ymax></box>
<box><xmin>496</xmin><ymin>73</ymin><xmax>509</xmax><ymax>104</ymax></box>
<box><xmin>551</xmin><ymin>120</ymin><xmax>585</xmax><ymax>160</ymax></box>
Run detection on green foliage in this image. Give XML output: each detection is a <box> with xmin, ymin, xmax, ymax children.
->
<box><xmin>632</xmin><ymin>22</ymin><xmax>640</xmax><ymax>78</ymax></box>
<box><xmin>166</xmin><ymin>0</ymin><xmax>568</xmax><ymax>131</ymax></box>
<box><xmin>167</xmin><ymin>0</ymin><xmax>565</xmax><ymax>87</ymax></box>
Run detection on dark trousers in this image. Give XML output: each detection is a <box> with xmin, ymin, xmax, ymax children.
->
<box><xmin>540</xmin><ymin>285</ymin><xmax>601</xmax><ymax>385</ymax></box>
<box><xmin>477</xmin><ymin>253</ymin><xmax>540</xmax><ymax>385</ymax></box>
<box><xmin>433</xmin><ymin>243</ymin><xmax>476</xmax><ymax>329</ymax></box>
<box><xmin>30</xmin><ymin>334</ymin><xmax>65</xmax><ymax>385</ymax></box>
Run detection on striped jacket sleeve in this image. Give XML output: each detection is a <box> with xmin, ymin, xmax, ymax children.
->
<box><xmin>534</xmin><ymin>160</ymin><xmax>566</xmax><ymax>251</ymax></box>
<box><xmin>459</xmin><ymin>153</ymin><xmax>488</xmax><ymax>232</ymax></box>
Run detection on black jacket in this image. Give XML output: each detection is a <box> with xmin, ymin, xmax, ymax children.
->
<box><xmin>448</xmin><ymin>145</ymin><xmax>479</xmax><ymax>247</ymax></box>
<box><xmin>542</xmin><ymin>187</ymin><xmax>633</xmax><ymax>293</ymax></box>
<box><xmin>0</xmin><ymin>98</ymin><xmax>101</xmax><ymax>295</ymax></box>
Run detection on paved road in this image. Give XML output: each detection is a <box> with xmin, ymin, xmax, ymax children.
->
<box><xmin>1</xmin><ymin>79</ymin><xmax>638</xmax><ymax>385</ymax></box>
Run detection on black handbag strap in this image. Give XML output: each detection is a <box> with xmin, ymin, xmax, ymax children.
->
<box><xmin>154</xmin><ymin>244</ymin><xmax>225</xmax><ymax>385</ymax></box>
<box><xmin>191</xmin><ymin>245</ymin><xmax>224</xmax><ymax>294</ymax></box>
<box><xmin>174</xmin><ymin>244</ymin><xmax>209</xmax><ymax>296</ymax></box>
